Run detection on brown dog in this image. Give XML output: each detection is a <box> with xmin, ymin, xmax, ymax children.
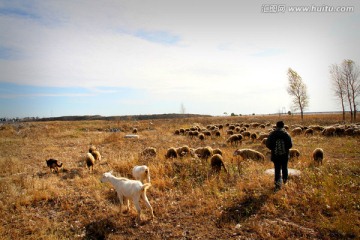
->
<box><xmin>46</xmin><ymin>159</ymin><xmax>63</xmax><ymax>173</ymax></box>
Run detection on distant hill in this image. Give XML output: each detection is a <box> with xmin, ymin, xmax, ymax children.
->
<box><xmin>35</xmin><ymin>113</ymin><xmax>212</xmax><ymax>122</ymax></box>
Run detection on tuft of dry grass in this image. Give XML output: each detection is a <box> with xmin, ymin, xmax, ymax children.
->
<box><xmin>0</xmin><ymin>114</ymin><xmax>359</xmax><ymax>239</ymax></box>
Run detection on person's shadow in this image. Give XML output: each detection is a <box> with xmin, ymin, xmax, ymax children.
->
<box><xmin>216</xmin><ymin>189</ymin><xmax>271</xmax><ymax>228</ymax></box>
<box><xmin>84</xmin><ymin>218</ymin><xmax>117</xmax><ymax>240</ymax></box>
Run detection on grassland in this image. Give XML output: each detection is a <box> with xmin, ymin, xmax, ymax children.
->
<box><xmin>0</xmin><ymin>114</ymin><xmax>359</xmax><ymax>239</ymax></box>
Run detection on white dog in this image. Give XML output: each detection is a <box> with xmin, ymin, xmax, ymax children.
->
<box><xmin>100</xmin><ymin>171</ymin><xmax>154</xmax><ymax>221</ymax></box>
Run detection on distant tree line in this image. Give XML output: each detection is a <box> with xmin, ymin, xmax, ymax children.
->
<box><xmin>6</xmin><ymin>114</ymin><xmax>212</xmax><ymax>122</ymax></box>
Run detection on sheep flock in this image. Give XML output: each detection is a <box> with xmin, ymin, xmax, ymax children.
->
<box><xmin>37</xmin><ymin>118</ymin><xmax>360</xmax><ymax>225</ymax></box>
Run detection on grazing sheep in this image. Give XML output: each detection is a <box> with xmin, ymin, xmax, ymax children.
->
<box><xmin>90</xmin><ymin>150</ymin><xmax>102</xmax><ymax>162</ymax></box>
<box><xmin>179</xmin><ymin>128</ymin><xmax>185</xmax><ymax>135</ymax></box>
<box><xmin>46</xmin><ymin>159</ymin><xmax>63</xmax><ymax>173</ymax></box>
<box><xmin>174</xmin><ymin>129</ymin><xmax>180</xmax><ymax>135</ymax></box>
<box><xmin>242</xmin><ymin>131</ymin><xmax>251</xmax><ymax>139</ymax></box>
<box><xmin>188</xmin><ymin>131</ymin><xmax>199</xmax><ymax>138</ymax></box>
<box><xmin>233</xmin><ymin>149</ymin><xmax>265</xmax><ymax>161</ymax></box>
<box><xmin>304</xmin><ymin>128</ymin><xmax>314</xmax><ymax>136</ymax></box>
<box><xmin>132</xmin><ymin>128</ymin><xmax>138</xmax><ymax>134</ymax></box>
<box><xmin>250</xmin><ymin>133</ymin><xmax>257</xmax><ymax>141</ymax></box>
<box><xmin>322</xmin><ymin>127</ymin><xmax>336</xmax><ymax>136</ymax></box>
<box><xmin>313</xmin><ymin>148</ymin><xmax>324</xmax><ymax>166</ymax></box>
<box><xmin>181</xmin><ymin>145</ymin><xmax>191</xmax><ymax>153</ymax></box>
<box><xmin>258</xmin><ymin>133</ymin><xmax>269</xmax><ymax>141</ymax></box>
<box><xmin>165</xmin><ymin>147</ymin><xmax>178</xmax><ymax>159</ymax></box>
<box><xmin>214</xmin><ymin>130</ymin><xmax>221</xmax><ymax>137</ymax></box>
<box><xmin>131</xmin><ymin>128</ymin><xmax>138</xmax><ymax>134</ymax></box>
<box><xmin>86</xmin><ymin>152</ymin><xmax>96</xmax><ymax>171</ymax></box>
<box><xmin>132</xmin><ymin>165</ymin><xmax>151</xmax><ymax>183</ymax></box>
<box><xmin>194</xmin><ymin>146</ymin><xmax>213</xmax><ymax>160</ymax></box>
<box><xmin>176</xmin><ymin>145</ymin><xmax>191</xmax><ymax>157</ymax></box>
<box><xmin>212</xmin><ymin>148</ymin><xmax>223</xmax><ymax>156</ymax></box>
<box><xmin>226</xmin><ymin>134</ymin><xmax>243</xmax><ymax>146</ymax></box>
<box><xmin>291</xmin><ymin>127</ymin><xmax>303</xmax><ymax>136</ymax></box>
<box><xmin>289</xmin><ymin>149</ymin><xmax>300</xmax><ymax>160</ymax></box>
<box><xmin>210</xmin><ymin>154</ymin><xmax>228</xmax><ymax>174</ymax></box>
<box><xmin>140</xmin><ymin>147</ymin><xmax>157</xmax><ymax>158</ymax></box>
<box><xmin>100</xmin><ymin>171</ymin><xmax>154</xmax><ymax>221</ymax></box>
<box><xmin>226</xmin><ymin>130</ymin><xmax>234</xmax><ymax>135</ymax></box>
<box><xmin>190</xmin><ymin>126</ymin><xmax>198</xmax><ymax>131</ymax></box>
<box><xmin>335</xmin><ymin>126</ymin><xmax>345</xmax><ymax>136</ymax></box>
<box><xmin>344</xmin><ymin>128</ymin><xmax>355</xmax><ymax>136</ymax></box>
<box><xmin>308</xmin><ymin>125</ymin><xmax>321</xmax><ymax>131</ymax></box>
<box><xmin>202</xmin><ymin>131</ymin><xmax>212</xmax><ymax>137</ymax></box>
<box><xmin>175</xmin><ymin>147</ymin><xmax>182</xmax><ymax>156</ymax></box>
<box><xmin>198</xmin><ymin>133</ymin><xmax>205</xmax><ymax>141</ymax></box>
<box><xmin>89</xmin><ymin>145</ymin><xmax>97</xmax><ymax>153</ymax></box>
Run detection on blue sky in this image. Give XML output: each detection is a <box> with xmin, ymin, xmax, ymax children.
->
<box><xmin>0</xmin><ymin>0</ymin><xmax>359</xmax><ymax>118</ymax></box>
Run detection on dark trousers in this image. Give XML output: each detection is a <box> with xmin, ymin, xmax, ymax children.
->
<box><xmin>273</xmin><ymin>158</ymin><xmax>289</xmax><ymax>187</ymax></box>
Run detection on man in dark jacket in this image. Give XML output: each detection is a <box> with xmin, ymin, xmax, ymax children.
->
<box><xmin>266</xmin><ymin>121</ymin><xmax>293</xmax><ymax>191</ymax></box>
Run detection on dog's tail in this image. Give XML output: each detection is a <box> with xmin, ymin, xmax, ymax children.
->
<box><xmin>57</xmin><ymin>162</ymin><xmax>63</xmax><ymax>167</ymax></box>
<box><xmin>142</xmin><ymin>183</ymin><xmax>152</xmax><ymax>192</ymax></box>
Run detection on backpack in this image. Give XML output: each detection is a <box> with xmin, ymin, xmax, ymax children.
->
<box><xmin>274</xmin><ymin>139</ymin><xmax>286</xmax><ymax>156</ymax></box>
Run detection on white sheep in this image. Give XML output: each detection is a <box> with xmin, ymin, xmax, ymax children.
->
<box><xmin>291</xmin><ymin>127</ymin><xmax>303</xmax><ymax>136</ymax></box>
<box><xmin>241</xmin><ymin>131</ymin><xmax>251</xmax><ymax>139</ymax></box>
<box><xmin>165</xmin><ymin>147</ymin><xmax>178</xmax><ymax>159</ymax></box>
<box><xmin>100</xmin><ymin>171</ymin><xmax>154</xmax><ymax>221</ymax></box>
<box><xmin>212</xmin><ymin>148</ymin><xmax>223</xmax><ymax>156</ymax></box>
<box><xmin>322</xmin><ymin>127</ymin><xmax>336</xmax><ymax>136</ymax></box>
<box><xmin>233</xmin><ymin>149</ymin><xmax>265</xmax><ymax>161</ymax></box>
<box><xmin>85</xmin><ymin>152</ymin><xmax>96</xmax><ymax>171</ymax></box>
<box><xmin>233</xmin><ymin>149</ymin><xmax>265</xmax><ymax>174</ymax></box>
<box><xmin>89</xmin><ymin>145</ymin><xmax>101</xmax><ymax>161</ymax></box>
<box><xmin>226</xmin><ymin>134</ymin><xmax>243</xmax><ymax>146</ymax></box>
<box><xmin>177</xmin><ymin>145</ymin><xmax>191</xmax><ymax>158</ymax></box>
<box><xmin>91</xmin><ymin>150</ymin><xmax>102</xmax><ymax>161</ymax></box>
<box><xmin>258</xmin><ymin>133</ymin><xmax>269</xmax><ymax>141</ymax></box>
<box><xmin>304</xmin><ymin>128</ymin><xmax>314</xmax><ymax>136</ymax></box>
<box><xmin>140</xmin><ymin>147</ymin><xmax>157</xmax><ymax>158</ymax></box>
<box><xmin>210</xmin><ymin>154</ymin><xmax>228</xmax><ymax>174</ymax></box>
<box><xmin>313</xmin><ymin>148</ymin><xmax>324</xmax><ymax>166</ymax></box>
<box><xmin>194</xmin><ymin>146</ymin><xmax>213</xmax><ymax>160</ymax></box>
<box><xmin>132</xmin><ymin>165</ymin><xmax>151</xmax><ymax>183</ymax></box>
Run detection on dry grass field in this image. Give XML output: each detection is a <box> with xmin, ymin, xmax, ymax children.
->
<box><xmin>0</xmin><ymin>114</ymin><xmax>359</xmax><ymax>239</ymax></box>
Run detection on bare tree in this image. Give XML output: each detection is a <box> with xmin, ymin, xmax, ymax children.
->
<box><xmin>342</xmin><ymin>60</ymin><xmax>360</xmax><ymax>122</ymax></box>
<box><xmin>287</xmin><ymin>68</ymin><xmax>309</xmax><ymax>121</ymax></box>
<box><xmin>330</xmin><ymin>64</ymin><xmax>347</xmax><ymax>121</ymax></box>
